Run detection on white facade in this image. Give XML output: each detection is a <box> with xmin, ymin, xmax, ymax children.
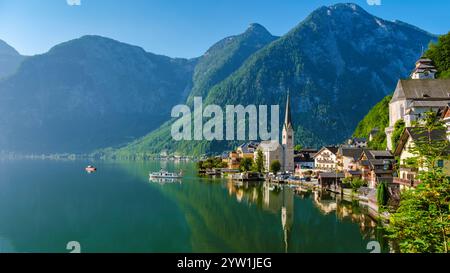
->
<box><xmin>256</xmin><ymin>141</ymin><xmax>283</xmax><ymax>173</ymax></box>
<box><xmin>314</xmin><ymin>148</ymin><xmax>337</xmax><ymax>171</ymax></box>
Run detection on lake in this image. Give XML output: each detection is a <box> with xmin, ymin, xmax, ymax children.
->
<box><xmin>0</xmin><ymin>159</ymin><xmax>388</xmax><ymax>253</ymax></box>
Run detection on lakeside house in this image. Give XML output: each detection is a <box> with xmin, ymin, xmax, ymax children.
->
<box><xmin>313</xmin><ymin>146</ymin><xmax>339</xmax><ymax>171</ymax></box>
<box><xmin>393</xmin><ymin>127</ymin><xmax>449</xmax><ymax>190</ymax></box>
<box><xmin>337</xmin><ymin>147</ymin><xmax>363</xmax><ymax>171</ymax></box>
<box><xmin>237</xmin><ymin>142</ymin><xmax>259</xmax><ymax>159</ymax></box>
<box><xmin>385</xmin><ymin>57</ymin><xmax>450</xmax><ymax>150</ymax></box>
<box><xmin>294</xmin><ymin>149</ymin><xmax>317</xmax><ymax>170</ymax></box>
<box><xmin>357</xmin><ymin>149</ymin><xmax>395</xmax><ymax>189</ymax></box>
<box><xmin>441</xmin><ymin>104</ymin><xmax>450</xmax><ymax>141</ymax></box>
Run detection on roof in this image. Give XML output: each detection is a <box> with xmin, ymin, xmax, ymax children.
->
<box><xmin>394</xmin><ymin>127</ymin><xmax>448</xmax><ymax>156</ymax></box>
<box><xmin>360</xmin><ymin>149</ymin><xmax>394</xmax><ymax>161</ymax></box>
<box><xmin>368</xmin><ymin>150</ymin><xmax>394</xmax><ymax>158</ymax></box>
<box><xmin>238</xmin><ymin>141</ymin><xmax>260</xmax><ymax>153</ymax></box>
<box><xmin>284</xmin><ymin>92</ymin><xmax>293</xmax><ymax>129</ymax></box>
<box><xmin>409</xmin><ymin>100</ymin><xmax>450</xmax><ymax>108</ymax></box>
<box><xmin>338</xmin><ymin>147</ymin><xmax>363</xmax><ymax>161</ymax></box>
<box><xmin>353</xmin><ymin>138</ymin><xmax>367</xmax><ymax>142</ymax></box>
<box><xmin>319</xmin><ymin>172</ymin><xmax>345</xmax><ymax>179</ymax></box>
<box><xmin>314</xmin><ymin>146</ymin><xmax>339</xmax><ymax>158</ymax></box>
<box><xmin>391</xmin><ymin>79</ymin><xmax>450</xmax><ymax>103</ymax></box>
<box><xmin>416</xmin><ymin>58</ymin><xmax>433</xmax><ymax>64</ymax></box>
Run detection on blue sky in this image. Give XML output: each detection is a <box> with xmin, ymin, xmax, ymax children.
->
<box><xmin>0</xmin><ymin>0</ymin><xmax>449</xmax><ymax>58</ymax></box>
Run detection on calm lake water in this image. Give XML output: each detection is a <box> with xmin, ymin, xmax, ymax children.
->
<box><xmin>0</xmin><ymin>160</ymin><xmax>388</xmax><ymax>253</ymax></box>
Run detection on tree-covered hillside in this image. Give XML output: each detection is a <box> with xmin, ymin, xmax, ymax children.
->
<box><xmin>425</xmin><ymin>31</ymin><xmax>450</xmax><ymax>79</ymax></box>
<box><xmin>353</xmin><ymin>95</ymin><xmax>391</xmax><ymax>150</ymax></box>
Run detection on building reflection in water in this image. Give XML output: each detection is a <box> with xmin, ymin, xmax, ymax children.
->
<box><xmin>225</xmin><ymin>180</ymin><xmax>387</xmax><ymax>252</ymax></box>
<box><xmin>312</xmin><ymin>190</ymin><xmax>380</xmax><ymax>242</ymax></box>
<box><xmin>227</xmin><ymin>181</ymin><xmax>294</xmax><ymax>252</ymax></box>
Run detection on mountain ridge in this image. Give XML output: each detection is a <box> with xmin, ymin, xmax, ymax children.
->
<box><xmin>0</xmin><ymin>39</ymin><xmax>26</xmax><ymax>79</ymax></box>
<box><xmin>110</xmin><ymin>3</ymin><xmax>437</xmax><ymax>157</ymax></box>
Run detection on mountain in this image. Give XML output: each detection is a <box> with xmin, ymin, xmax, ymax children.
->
<box><xmin>0</xmin><ymin>40</ymin><xmax>25</xmax><ymax>79</ymax></box>
<box><xmin>111</xmin><ymin>3</ymin><xmax>436</xmax><ymax>157</ymax></box>
<box><xmin>0</xmin><ymin>35</ymin><xmax>196</xmax><ymax>153</ymax></box>
<box><xmin>186</xmin><ymin>23</ymin><xmax>278</xmax><ymax>105</ymax></box>
<box><xmin>110</xmin><ymin>24</ymin><xmax>280</xmax><ymax>158</ymax></box>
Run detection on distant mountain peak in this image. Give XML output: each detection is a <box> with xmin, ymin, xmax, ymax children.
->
<box><xmin>0</xmin><ymin>39</ymin><xmax>21</xmax><ymax>56</ymax></box>
<box><xmin>244</xmin><ymin>23</ymin><xmax>273</xmax><ymax>38</ymax></box>
<box><xmin>328</xmin><ymin>3</ymin><xmax>366</xmax><ymax>12</ymax></box>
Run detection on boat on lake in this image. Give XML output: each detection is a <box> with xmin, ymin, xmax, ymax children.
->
<box><xmin>85</xmin><ymin>165</ymin><xmax>97</xmax><ymax>173</ymax></box>
<box><xmin>149</xmin><ymin>169</ymin><xmax>183</xmax><ymax>179</ymax></box>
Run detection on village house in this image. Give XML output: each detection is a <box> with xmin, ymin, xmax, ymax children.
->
<box><xmin>357</xmin><ymin>149</ymin><xmax>395</xmax><ymax>188</ymax></box>
<box><xmin>318</xmin><ymin>172</ymin><xmax>345</xmax><ymax>191</ymax></box>
<box><xmin>337</xmin><ymin>147</ymin><xmax>363</xmax><ymax>171</ymax></box>
<box><xmin>347</xmin><ymin>138</ymin><xmax>368</xmax><ymax>148</ymax></box>
<box><xmin>393</xmin><ymin>127</ymin><xmax>449</xmax><ymax>190</ymax></box>
<box><xmin>236</xmin><ymin>141</ymin><xmax>259</xmax><ymax>159</ymax></box>
<box><xmin>440</xmin><ymin>104</ymin><xmax>450</xmax><ymax>141</ymax></box>
<box><xmin>294</xmin><ymin>149</ymin><xmax>317</xmax><ymax>170</ymax></box>
<box><xmin>314</xmin><ymin>146</ymin><xmax>339</xmax><ymax>171</ymax></box>
<box><xmin>227</xmin><ymin>151</ymin><xmax>240</xmax><ymax>170</ymax></box>
<box><xmin>385</xmin><ymin>57</ymin><xmax>450</xmax><ymax>150</ymax></box>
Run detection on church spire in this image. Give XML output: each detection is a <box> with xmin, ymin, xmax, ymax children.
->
<box><xmin>284</xmin><ymin>91</ymin><xmax>292</xmax><ymax>129</ymax></box>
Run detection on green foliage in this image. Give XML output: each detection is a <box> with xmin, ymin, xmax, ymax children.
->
<box><xmin>239</xmin><ymin>158</ymin><xmax>254</xmax><ymax>172</ymax></box>
<box><xmin>294</xmin><ymin>145</ymin><xmax>303</xmax><ymax>152</ymax></box>
<box><xmin>253</xmin><ymin>150</ymin><xmax>265</xmax><ymax>174</ymax></box>
<box><xmin>377</xmin><ymin>182</ymin><xmax>388</xmax><ymax>208</ymax></box>
<box><xmin>391</xmin><ymin>119</ymin><xmax>406</xmax><ymax>151</ymax></box>
<box><xmin>270</xmin><ymin>160</ymin><xmax>281</xmax><ymax>174</ymax></box>
<box><xmin>425</xmin><ymin>32</ymin><xmax>450</xmax><ymax>79</ymax></box>
<box><xmin>198</xmin><ymin>157</ymin><xmax>227</xmax><ymax>170</ymax></box>
<box><xmin>342</xmin><ymin>177</ymin><xmax>366</xmax><ymax>192</ymax></box>
<box><xmin>388</xmin><ymin>171</ymin><xmax>450</xmax><ymax>253</ymax></box>
<box><xmin>353</xmin><ymin>95</ymin><xmax>391</xmax><ymax>150</ymax></box>
<box><xmin>387</xmin><ymin>111</ymin><xmax>450</xmax><ymax>253</ymax></box>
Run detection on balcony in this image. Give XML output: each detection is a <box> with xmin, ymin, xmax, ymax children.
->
<box><xmin>393</xmin><ymin>177</ymin><xmax>421</xmax><ymax>188</ymax></box>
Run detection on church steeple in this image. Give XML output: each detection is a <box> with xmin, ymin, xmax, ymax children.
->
<box><xmin>282</xmin><ymin>91</ymin><xmax>295</xmax><ymax>172</ymax></box>
<box><xmin>411</xmin><ymin>56</ymin><xmax>437</xmax><ymax>79</ymax></box>
<box><xmin>284</xmin><ymin>92</ymin><xmax>293</xmax><ymax>129</ymax></box>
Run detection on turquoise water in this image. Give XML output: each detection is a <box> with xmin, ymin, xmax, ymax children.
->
<box><xmin>0</xmin><ymin>160</ymin><xmax>386</xmax><ymax>253</ymax></box>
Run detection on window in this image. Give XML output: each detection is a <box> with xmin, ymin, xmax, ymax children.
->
<box><xmin>438</xmin><ymin>160</ymin><xmax>444</xmax><ymax>168</ymax></box>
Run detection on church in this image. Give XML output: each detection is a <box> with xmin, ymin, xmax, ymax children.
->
<box><xmin>385</xmin><ymin>57</ymin><xmax>450</xmax><ymax>151</ymax></box>
<box><xmin>256</xmin><ymin>93</ymin><xmax>295</xmax><ymax>173</ymax></box>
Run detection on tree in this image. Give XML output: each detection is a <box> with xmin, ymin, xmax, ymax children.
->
<box><xmin>270</xmin><ymin>160</ymin><xmax>281</xmax><ymax>174</ymax></box>
<box><xmin>377</xmin><ymin>182</ymin><xmax>388</xmax><ymax>208</ymax></box>
<box><xmin>425</xmin><ymin>32</ymin><xmax>450</xmax><ymax>79</ymax></box>
<box><xmin>387</xmin><ymin>111</ymin><xmax>450</xmax><ymax>253</ymax></box>
<box><xmin>253</xmin><ymin>150</ymin><xmax>265</xmax><ymax>173</ymax></box>
<box><xmin>391</xmin><ymin>119</ymin><xmax>405</xmax><ymax>151</ymax></box>
<box><xmin>239</xmin><ymin>158</ymin><xmax>253</xmax><ymax>172</ymax></box>
<box><xmin>294</xmin><ymin>145</ymin><xmax>303</xmax><ymax>152</ymax></box>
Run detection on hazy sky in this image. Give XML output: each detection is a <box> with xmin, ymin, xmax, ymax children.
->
<box><xmin>0</xmin><ymin>0</ymin><xmax>449</xmax><ymax>58</ymax></box>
